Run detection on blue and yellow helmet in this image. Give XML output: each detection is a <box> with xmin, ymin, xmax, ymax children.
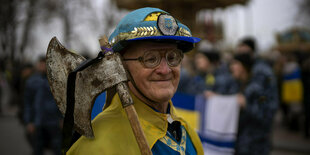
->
<box><xmin>108</xmin><ymin>7</ymin><xmax>200</xmax><ymax>52</ymax></box>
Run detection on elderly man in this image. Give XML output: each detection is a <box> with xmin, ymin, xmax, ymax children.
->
<box><xmin>67</xmin><ymin>7</ymin><xmax>203</xmax><ymax>154</ymax></box>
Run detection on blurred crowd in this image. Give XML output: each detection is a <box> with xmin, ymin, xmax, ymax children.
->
<box><xmin>176</xmin><ymin>36</ymin><xmax>310</xmax><ymax>154</ymax></box>
<box><xmin>0</xmin><ymin>36</ymin><xmax>310</xmax><ymax>155</ymax></box>
<box><xmin>0</xmin><ymin>56</ymin><xmax>63</xmax><ymax>155</ymax></box>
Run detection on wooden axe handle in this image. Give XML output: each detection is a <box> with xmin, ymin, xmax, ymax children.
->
<box><xmin>116</xmin><ymin>82</ymin><xmax>152</xmax><ymax>155</ymax></box>
<box><xmin>99</xmin><ymin>36</ymin><xmax>151</xmax><ymax>154</ymax></box>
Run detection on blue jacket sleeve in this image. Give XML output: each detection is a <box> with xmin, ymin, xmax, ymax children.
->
<box><xmin>23</xmin><ymin>78</ymin><xmax>36</xmax><ymax>124</ymax></box>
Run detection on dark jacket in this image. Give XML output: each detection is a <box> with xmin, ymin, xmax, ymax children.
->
<box><xmin>236</xmin><ymin>60</ymin><xmax>278</xmax><ymax>155</ymax></box>
<box><xmin>23</xmin><ymin>73</ymin><xmax>62</xmax><ymax>126</ymax></box>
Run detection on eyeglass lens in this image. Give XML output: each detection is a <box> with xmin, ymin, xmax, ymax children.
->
<box><xmin>142</xmin><ymin>49</ymin><xmax>183</xmax><ymax>68</ymax></box>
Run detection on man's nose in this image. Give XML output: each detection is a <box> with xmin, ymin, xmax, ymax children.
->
<box><xmin>155</xmin><ymin>58</ymin><xmax>171</xmax><ymax>74</ymax></box>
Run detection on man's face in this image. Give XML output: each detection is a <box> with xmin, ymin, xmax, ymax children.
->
<box><xmin>230</xmin><ymin>60</ymin><xmax>246</xmax><ymax>80</ymax></box>
<box><xmin>194</xmin><ymin>53</ymin><xmax>210</xmax><ymax>73</ymax></box>
<box><xmin>123</xmin><ymin>42</ymin><xmax>181</xmax><ymax>103</ymax></box>
<box><xmin>236</xmin><ymin>44</ymin><xmax>252</xmax><ymax>54</ymax></box>
<box><xmin>37</xmin><ymin>61</ymin><xmax>46</xmax><ymax>73</ymax></box>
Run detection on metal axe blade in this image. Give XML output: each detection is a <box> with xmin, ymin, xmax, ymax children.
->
<box><xmin>46</xmin><ymin>37</ymin><xmax>128</xmax><ymax>138</ymax></box>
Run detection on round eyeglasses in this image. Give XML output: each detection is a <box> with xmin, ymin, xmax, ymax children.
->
<box><xmin>123</xmin><ymin>49</ymin><xmax>184</xmax><ymax>68</ymax></box>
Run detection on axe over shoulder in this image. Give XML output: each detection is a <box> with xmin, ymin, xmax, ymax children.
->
<box><xmin>46</xmin><ymin>7</ymin><xmax>204</xmax><ymax>155</ymax></box>
<box><xmin>46</xmin><ymin>36</ymin><xmax>128</xmax><ymax>138</ymax></box>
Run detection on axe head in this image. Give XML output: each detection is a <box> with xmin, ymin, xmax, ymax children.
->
<box><xmin>46</xmin><ymin>37</ymin><xmax>127</xmax><ymax>138</ymax></box>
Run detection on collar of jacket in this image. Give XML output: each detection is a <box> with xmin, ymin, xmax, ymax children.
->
<box><xmin>107</xmin><ymin>92</ymin><xmax>203</xmax><ymax>152</ymax></box>
<box><xmin>103</xmin><ymin>92</ymin><xmax>182</xmax><ymax>147</ymax></box>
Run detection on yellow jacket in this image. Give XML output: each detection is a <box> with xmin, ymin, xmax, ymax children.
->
<box><xmin>67</xmin><ymin>93</ymin><xmax>204</xmax><ymax>154</ymax></box>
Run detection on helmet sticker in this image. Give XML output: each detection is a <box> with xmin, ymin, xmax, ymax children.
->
<box><xmin>157</xmin><ymin>14</ymin><xmax>178</xmax><ymax>36</ymax></box>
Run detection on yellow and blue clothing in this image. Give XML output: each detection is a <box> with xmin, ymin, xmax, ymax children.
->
<box><xmin>152</xmin><ymin>126</ymin><xmax>197</xmax><ymax>155</ymax></box>
<box><xmin>282</xmin><ymin>66</ymin><xmax>303</xmax><ymax>103</ymax></box>
<box><xmin>68</xmin><ymin>92</ymin><xmax>203</xmax><ymax>154</ymax></box>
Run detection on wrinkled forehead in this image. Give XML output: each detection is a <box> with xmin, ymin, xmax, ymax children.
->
<box><xmin>123</xmin><ymin>41</ymin><xmax>178</xmax><ymax>57</ymax></box>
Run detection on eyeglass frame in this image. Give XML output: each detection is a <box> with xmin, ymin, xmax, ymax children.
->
<box><xmin>122</xmin><ymin>48</ymin><xmax>184</xmax><ymax>68</ymax></box>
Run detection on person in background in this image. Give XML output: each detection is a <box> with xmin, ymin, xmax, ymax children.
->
<box><xmin>194</xmin><ymin>48</ymin><xmax>238</xmax><ymax>96</ymax></box>
<box><xmin>281</xmin><ymin>53</ymin><xmax>303</xmax><ymax>131</ymax></box>
<box><xmin>23</xmin><ymin>56</ymin><xmax>62</xmax><ymax>155</ymax></box>
<box><xmin>0</xmin><ymin>64</ymin><xmax>4</xmax><ymax>114</ymax></box>
<box><xmin>0</xmin><ymin>61</ymin><xmax>13</xmax><ymax>115</ymax></box>
<box><xmin>231</xmin><ymin>37</ymin><xmax>278</xmax><ymax>155</ymax></box>
<box><xmin>302</xmin><ymin>55</ymin><xmax>310</xmax><ymax>138</ymax></box>
<box><xmin>178</xmin><ymin>54</ymin><xmax>206</xmax><ymax>95</ymax></box>
<box><xmin>17</xmin><ymin>63</ymin><xmax>34</xmax><ymax>124</ymax></box>
<box><xmin>194</xmin><ymin>49</ymin><xmax>219</xmax><ymax>91</ymax></box>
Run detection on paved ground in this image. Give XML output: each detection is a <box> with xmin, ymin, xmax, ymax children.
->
<box><xmin>272</xmin><ymin>125</ymin><xmax>310</xmax><ymax>155</ymax></box>
<box><xmin>271</xmin><ymin>112</ymin><xmax>310</xmax><ymax>155</ymax></box>
<box><xmin>0</xmin><ymin>106</ymin><xmax>309</xmax><ymax>155</ymax></box>
<box><xmin>0</xmin><ymin>115</ymin><xmax>32</xmax><ymax>155</ymax></box>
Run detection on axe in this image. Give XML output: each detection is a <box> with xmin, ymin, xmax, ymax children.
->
<box><xmin>46</xmin><ymin>36</ymin><xmax>152</xmax><ymax>154</ymax></box>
